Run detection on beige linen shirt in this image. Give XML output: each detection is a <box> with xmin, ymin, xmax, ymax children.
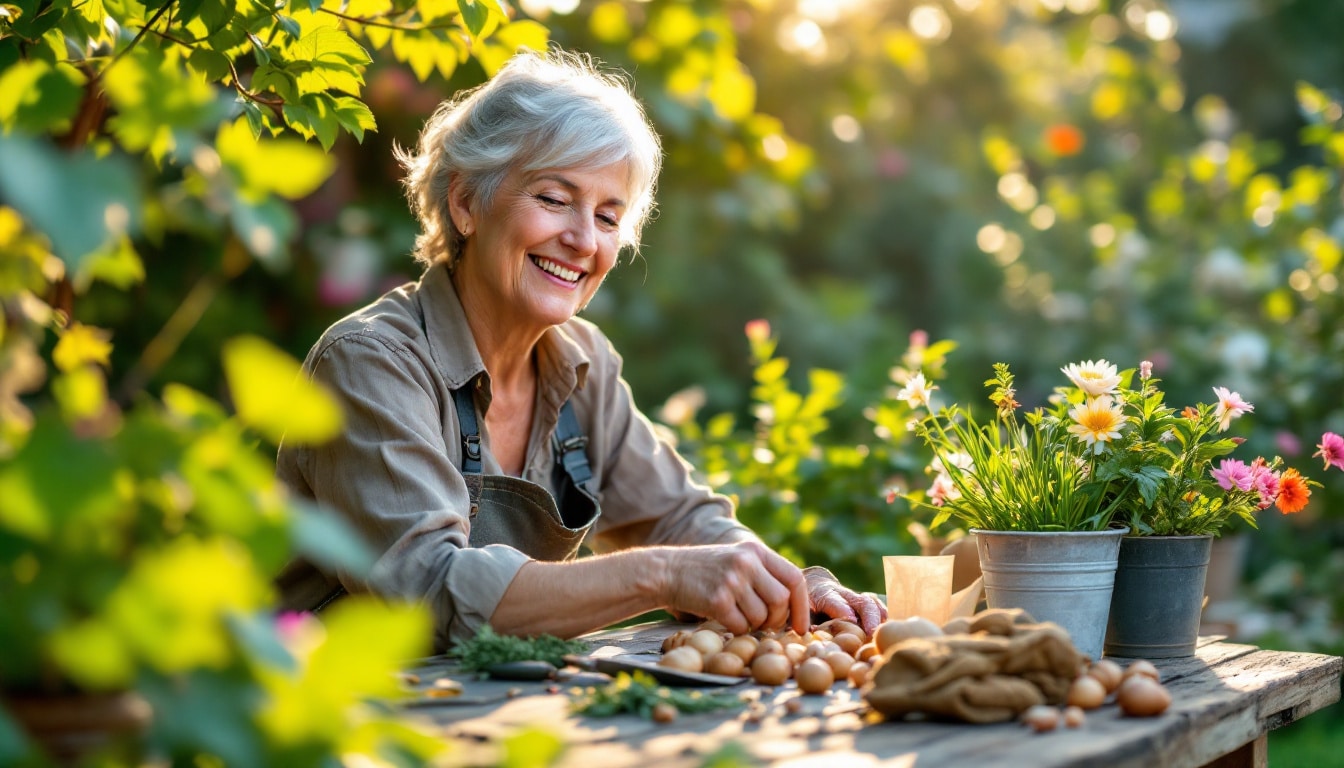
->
<box><xmin>276</xmin><ymin>263</ymin><xmax>750</xmax><ymax>648</ymax></box>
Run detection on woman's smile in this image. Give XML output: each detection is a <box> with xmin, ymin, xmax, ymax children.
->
<box><xmin>529</xmin><ymin>254</ymin><xmax>585</xmax><ymax>285</ymax></box>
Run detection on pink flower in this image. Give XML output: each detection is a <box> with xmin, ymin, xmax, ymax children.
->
<box><xmin>1275</xmin><ymin>431</ymin><xmax>1302</xmax><ymax>456</ymax></box>
<box><xmin>1211</xmin><ymin>459</ymin><xmax>1254</xmax><ymax>492</ymax></box>
<box><xmin>1139</xmin><ymin>360</ymin><xmax>1153</xmax><ymax>380</ymax></box>
<box><xmin>1248</xmin><ymin>458</ymin><xmax>1280</xmax><ymax>510</ymax></box>
<box><xmin>745</xmin><ymin>319</ymin><xmax>771</xmax><ymax>343</ymax></box>
<box><xmin>1314</xmin><ymin>432</ymin><xmax>1344</xmax><ymax>471</ymax></box>
<box><xmin>1212</xmin><ymin>387</ymin><xmax>1254</xmax><ymax>432</ymax></box>
<box><xmin>928</xmin><ymin>473</ymin><xmax>959</xmax><ymax>506</ymax></box>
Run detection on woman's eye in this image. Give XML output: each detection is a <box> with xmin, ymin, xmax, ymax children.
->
<box><xmin>536</xmin><ymin>194</ymin><xmax>565</xmax><ymax>207</ymax></box>
<box><xmin>598</xmin><ymin>214</ymin><xmax>619</xmax><ymax>227</ymax></box>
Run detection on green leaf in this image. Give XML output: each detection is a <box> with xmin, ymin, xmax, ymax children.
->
<box><xmin>501</xmin><ymin>728</ymin><xmax>566</xmax><ymax>768</ymax></box>
<box><xmin>276</xmin><ymin>13</ymin><xmax>301</xmax><ymax>38</ymax></box>
<box><xmin>76</xmin><ymin>235</ymin><xmax>145</xmax><ymax>290</ymax></box>
<box><xmin>331</xmin><ymin>94</ymin><xmax>376</xmax><ymax>142</ymax></box>
<box><xmin>198</xmin><ymin>0</ymin><xmax>232</xmax><ymax>33</ymax></box>
<box><xmin>249</xmin><ymin>33</ymin><xmax>271</xmax><ymax>66</ymax></box>
<box><xmin>0</xmin><ymin>135</ymin><xmax>140</xmax><ymax>269</ymax></box>
<box><xmin>102</xmin><ymin>45</ymin><xmax>226</xmax><ymax>156</ymax></box>
<box><xmin>175</xmin><ymin>0</ymin><xmax>205</xmax><ymax>23</ymax></box>
<box><xmin>458</xmin><ymin>0</ymin><xmax>487</xmax><ymax>36</ymax></box>
<box><xmin>229</xmin><ymin>194</ymin><xmax>298</xmax><ymax>268</ymax></box>
<box><xmin>226</xmin><ymin>612</ymin><xmax>297</xmax><ymax>672</ymax></box>
<box><xmin>187</xmin><ymin>47</ymin><xmax>232</xmax><ymax>83</ymax></box>
<box><xmin>222</xmin><ymin>335</ymin><xmax>343</xmax><ymax>444</ymax></box>
<box><xmin>0</xmin><ymin>59</ymin><xmax>85</xmax><ymax>134</ymax></box>
<box><xmin>289</xmin><ymin>499</ymin><xmax>377</xmax><ymax>579</ymax></box>
<box><xmin>216</xmin><ymin>117</ymin><xmax>335</xmax><ymax>200</ymax></box>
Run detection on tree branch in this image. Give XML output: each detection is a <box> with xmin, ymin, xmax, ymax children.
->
<box><xmin>94</xmin><ymin>0</ymin><xmax>176</xmax><ymax>84</ymax></box>
<box><xmin>318</xmin><ymin>6</ymin><xmax>461</xmax><ymax>32</ymax></box>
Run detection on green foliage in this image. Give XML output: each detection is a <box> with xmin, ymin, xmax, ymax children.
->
<box><xmin>0</xmin><ymin>0</ymin><xmax>552</xmax><ymax>762</ymax></box>
<box><xmin>451</xmin><ymin>625</ymin><xmax>588</xmax><ymax>672</ymax></box>
<box><xmin>570</xmin><ymin>671</ymin><xmax>743</xmax><ymax>719</ymax></box>
<box><xmin>909</xmin><ymin>363</ymin><xmax>1119</xmax><ymax>532</ymax></box>
<box><xmin>663</xmin><ymin>324</ymin><xmax>947</xmax><ymax>591</ymax></box>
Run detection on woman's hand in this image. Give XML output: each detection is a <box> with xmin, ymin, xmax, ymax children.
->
<box><xmin>660</xmin><ymin>540</ymin><xmax>810</xmax><ymax>636</ymax></box>
<box><xmin>804</xmin><ymin>566</ymin><xmax>887</xmax><ymax>636</ymax></box>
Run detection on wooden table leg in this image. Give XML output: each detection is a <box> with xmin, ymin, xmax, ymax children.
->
<box><xmin>1201</xmin><ymin>734</ymin><xmax>1268</xmax><ymax>768</ymax></box>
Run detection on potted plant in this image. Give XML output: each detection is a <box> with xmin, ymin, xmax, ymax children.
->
<box><xmin>906</xmin><ymin>362</ymin><xmax>1131</xmax><ymax>661</ymax></box>
<box><xmin>1069</xmin><ymin>360</ymin><xmax>1320</xmax><ymax>658</ymax></box>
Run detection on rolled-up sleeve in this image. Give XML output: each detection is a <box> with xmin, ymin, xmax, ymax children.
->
<box><xmin>299</xmin><ymin>331</ymin><xmax>529</xmax><ymax>648</ymax></box>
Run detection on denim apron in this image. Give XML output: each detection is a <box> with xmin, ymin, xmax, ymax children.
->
<box><xmin>451</xmin><ymin>381</ymin><xmax>601</xmax><ymax>560</ymax></box>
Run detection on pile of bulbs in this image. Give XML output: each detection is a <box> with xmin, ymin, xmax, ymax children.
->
<box><xmin>1021</xmin><ymin>657</ymin><xmax>1173</xmax><ymax>732</ymax></box>
<box><xmin>658</xmin><ymin>613</ymin><xmax>1175</xmax><ymax>727</ymax></box>
<box><xmin>658</xmin><ymin>617</ymin><xmax>880</xmax><ymax>695</ymax></box>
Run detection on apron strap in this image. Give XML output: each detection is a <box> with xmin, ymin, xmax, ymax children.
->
<box><xmin>450</xmin><ymin>381</ymin><xmax>483</xmax><ymax>475</ymax></box>
<box><xmin>450</xmin><ymin>379</ymin><xmax>593</xmax><ymax>497</ymax></box>
<box><xmin>552</xmin><ymin>400</ymin><xmax>594</xmax><ymax>493</ymax></box>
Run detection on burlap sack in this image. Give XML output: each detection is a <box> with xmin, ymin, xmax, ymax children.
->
<box><xmin>862</xmin><ymin>609</ymin><xmax>1086</xmax><ymax>723</ymax></box>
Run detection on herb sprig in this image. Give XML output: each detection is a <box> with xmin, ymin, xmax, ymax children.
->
<box><xmin>452</xmin><ymin>625</ymin><xmax>588</xmax><ymax>671</ymax></box>
<box><xmin>571</xmin><ymin>671</ymin><xmax>744</xmax><ymax>719</ymax></box>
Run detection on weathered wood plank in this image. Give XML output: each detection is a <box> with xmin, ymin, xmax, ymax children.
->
<box><xmin>407</xmin><ymin>623</ymin><xmax>1342</xmax><ymax>768</ymax></box>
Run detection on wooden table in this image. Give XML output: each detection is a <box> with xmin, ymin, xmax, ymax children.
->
<box><xmin>404</xmin><ymin>621</ymin><xmax>1342</xmax><ymax>768</ymax></box>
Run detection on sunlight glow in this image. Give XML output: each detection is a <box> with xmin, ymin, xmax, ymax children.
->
<box><xmin>831</xmin><ymin>114</ymin><xmax>862</xmax><ymax>142</ymax></box>
<box><xmin>1089</xmin><ymin>223</ymin><xmax>1117</xmax><ymax>248</ymax></box>
<box><xmin>977</xmin><ymin>223</ymin><xmax>1007</xmax><ymax>253</ymax></box>
<box><xmin>518</xmin><ymin>0</ymin><xmax>579</xmax><ymax>17</ymax></box>
<box><xmin>762</xmin><ymin>134</ymin><xmax>789</xmax><ymax>162</ymax></box>
<box><xmin>909</xmin><ymin>5</ymin><xmax>952</xmax><ymax>42</ymax></box>
<box><xmin>778</xmin><ymin>16</ymin><xmax>825</xmax><ymax>55</ymax></box>
<box><xmin>1029</xmin><ymin>205</ymin><xmax>1057</xmax><ymax>230</ymax></box>
<box><xmin>1145</xmin><ymin>10</ymin><xmax>1176</xmax><ymax>40</ymax></box>
<box><xmin>1066</xmin><ymin>0</ymin><xmax>1100</xmax><ymax>12</ymax></box>
<box><xmin>798</xmin><ymin>0</ymin><xmax>868</xmax><ymax>25</ymax></box>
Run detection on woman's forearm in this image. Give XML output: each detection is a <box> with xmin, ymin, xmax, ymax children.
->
<box><xmin>487</xmin><ymin>547</ymin><xmax>673</xmax><ymax>638</ymax></box>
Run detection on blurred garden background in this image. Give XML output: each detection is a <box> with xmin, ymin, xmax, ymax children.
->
<box><xmin>2</xmin><ymin>0</ymin><xmax>1343</xmax><ymax>764</ymax></box>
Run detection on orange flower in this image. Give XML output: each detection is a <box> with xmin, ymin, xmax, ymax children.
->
<box><xmin>1044</xmin><ymin>124</ymin><xmax>1085</xmax><ymax>157</ymax></box>
<box><xmin>1276</xmin><ymin>468</ymin><xmax>1311</xmax><ymax>514</ymax></box>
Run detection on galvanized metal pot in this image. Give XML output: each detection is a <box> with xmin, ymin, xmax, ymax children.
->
<box><xmin>973</xmin><ymin>528</ymin><xmax>1128</xmax><ymax>661</ymax></box>
<box><xmin>1104</xmin><ymin>534</ymin><xmax>1213</xmax><ymax>659</ymax></box>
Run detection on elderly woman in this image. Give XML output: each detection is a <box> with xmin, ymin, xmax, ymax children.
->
<box><xmin>276</xmin><ymin>49</ymin><xmax>885</xmax><ymax>649</ymax></box>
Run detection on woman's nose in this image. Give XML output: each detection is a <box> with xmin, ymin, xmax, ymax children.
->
<box><xmin>559</xmin><ymin>212</ymin><xmax>597</xmax><ymax>256</ymax></box>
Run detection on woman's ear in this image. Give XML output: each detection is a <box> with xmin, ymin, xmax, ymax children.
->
<box><xmin>447</xmin><ymin>175</ymin><xmax>473</xmax><ymax>237</ymax></box>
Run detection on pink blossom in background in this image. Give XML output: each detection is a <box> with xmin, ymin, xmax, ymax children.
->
<box><xmin>1249</xmin><ymin>458</ymin><xmax>1281</xmax><ymax>510</ymax></box>
<box><xmin>1212</xmin><ymin>387</ymin><xmax>1254</xmax><ymax>432</ymax></box>
<box><xmin>745</xmin><ymin>319</ymin><xmax>771</xmax><ymax>343</ymax></box>
<box><xmin>877</xmin><ymin>147</ymin><xmax>909</xmax><ymax>179</ymax></box>
<box><xmin>1211</xmin><ymin>459</ymin><xmax>1254</xmax><ymax>492</ymax></box>
<box><xmin>1275</xmin><ymin>430</ymin><xmax>1303</xmax><ymax>457</ymax></box>
<box><xmin>928</xmin><ymin>473</ymin><xmax>959</xmax><ymax>506</ymax></box>
<box><xmin>1314</xmin><ymin>432</ymin><xmax>1344</xmax><ymax>471</ymax></box>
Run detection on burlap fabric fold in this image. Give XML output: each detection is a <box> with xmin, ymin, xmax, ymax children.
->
<box><xmin>863</xmin><ymin>608</ymin><xmax>1087</xmax><ymax>724</ymax></box>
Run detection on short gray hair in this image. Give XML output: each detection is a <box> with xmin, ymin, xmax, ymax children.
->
<box><xmin>397</xmin><ymin>49</ymin><xmax>663</xmax><ymax>269</ymax></box>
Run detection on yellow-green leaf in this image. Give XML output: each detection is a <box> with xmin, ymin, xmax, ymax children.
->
<box><xmin>222</xmin><ymin>335</ymin><xmax>342</xmax><ymax>444</ymax></box>
<box><xmin>589</xmin><ymin>2</ymin><xmax>630</xmax><ymax>44</ymax></box>
<box><xmin>53</xmin><ymin>323</ymin><xmax>113</xmax><ymax>372</ymax></box>
<box><xmin>216</xmin><ymin>118</ymin><xmax>335</xmax><ymax>201</ymax></box>
<box><xmin>52</xmin><ymin>367</ymin><xmax>108</xmax><ymax>421</ymax></box>
<box><xmin>49</xmin><ymin>618</ymin><xmax>134</xmax><ymax>690</ymax></box>
<box><xmin>501</xmin><ymin>728</ymin><xmax>566</xmax><ymax>768</ymax></box>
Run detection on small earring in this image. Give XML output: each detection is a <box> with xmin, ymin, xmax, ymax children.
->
<box><xmin>460</xmin><ymin>222</ymin><xmax>473</xmax><ymax>237</ymax></box>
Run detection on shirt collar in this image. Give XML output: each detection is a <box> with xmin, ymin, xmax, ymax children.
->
<box><xmin>417</xmin><ymin>262</ymin><xmax>591</xmax><ymax>400</ymax></box>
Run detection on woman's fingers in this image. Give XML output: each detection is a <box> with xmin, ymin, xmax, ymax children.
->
<box><xmin>851</xmin><ymin>591</ymin><xmax>887</xmax><ymax>635</ymax></box>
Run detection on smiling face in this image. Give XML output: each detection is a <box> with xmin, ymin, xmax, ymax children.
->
<box><xmin>449</xmin><ymin>163</ymin><xmax>629</xmax><ymax>339</ymax></box>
